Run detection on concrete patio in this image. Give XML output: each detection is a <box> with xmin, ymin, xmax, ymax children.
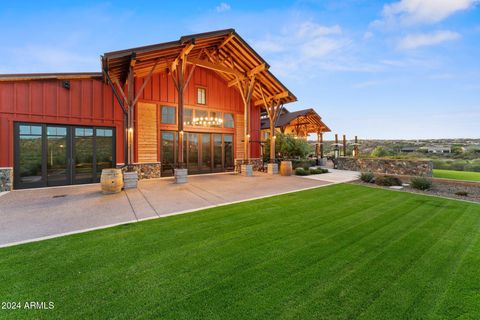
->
<box><xmin>0</xmin><ymin>170</ymin><xmax>359</xmax><ymax>248</ymax></box>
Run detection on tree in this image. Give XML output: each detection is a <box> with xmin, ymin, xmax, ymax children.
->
<box><xmin>370</xmin><ymin>146</ymin><xmax>391</xmax><ymax>158</ymax></box>
<box><xmin>264</xmin><ymin>133</ymin><xmax>312</xmax><ymax>160</ymax></box>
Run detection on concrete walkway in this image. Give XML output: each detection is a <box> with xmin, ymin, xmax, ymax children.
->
<box><xmin>0</xmin><ymin>171</ymin><xmax>358</xmax><ymax>248</ymax></box>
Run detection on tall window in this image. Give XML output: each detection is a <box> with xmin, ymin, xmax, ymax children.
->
<box><xmin>184</xmin><ymin>108</ymin><xmax>193</xmax><ymax>126</ymax></box>
<box><xmin>161</xmin><ymin>106</ymin><xmax>176</xmax><ymax>124</ymax></box>
<box><xmin>197</xmin><ymin>87</ymin><xmax>206</xmax><ymax>105</ymax></box>
<box><xmin>224</xmin><ymin>113</ymin><xmax>234</xmax><ymax>128</ymax></box>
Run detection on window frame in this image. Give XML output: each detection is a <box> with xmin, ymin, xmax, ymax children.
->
<box><xmin>160</xmin><ymin>105</ymin><xmax>177</xmax><ymax>124</ymax></box>
<box><xmin>196</xmin><ymin>87</ymin><xmax>206</xmax><ymax>105</ymax></box>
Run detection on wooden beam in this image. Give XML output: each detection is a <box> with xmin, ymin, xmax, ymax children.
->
<box><xmin>218</xmin><ymin>33</ymin><xmax>234</xmax><ymax>50</ymax></box>
<box><xmin>254</xmin><ymin>91</ymin><xmax>289</xmax><ymax>106</ymax></box>
<box><xmin>132</xmin><ymin>59</ymin><xmax>160</xmax><ymax>106</ymax></box>
<box><xmin>247</xmin><ymin>63</ymin><xmax>266</xmax><ymax>77</ymax></box>
<box><xmin>170</xmin><ymin>43</ymin><xmax>195</xmax><ymax>73</ymax></box>
<box><xmin>187</xmin><ymin>57</ymin><xmax>244</xmax><ymax>79</ymax></box>
<box><xmin>114</xmin><ymin>79</ymin><xmax>128</xmax><ymax>107</ymax></box>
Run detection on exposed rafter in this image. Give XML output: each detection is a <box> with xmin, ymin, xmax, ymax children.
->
<box><xmin>170</xmin><ymin>42</ymin><xmax>195</xmax><ymax>73</ymax></box>
<box><xmin>254</xmin><ymin>91</ymin><xmax>289</xmax><ymax>106</ymax></box>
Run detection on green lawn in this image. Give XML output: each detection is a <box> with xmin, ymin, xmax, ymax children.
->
<box><xmin>1</xmin><ymin>184</ymin><xmax>480</xmax><ymax>319</ymax></box>
<box><xmin>433</xmin><ymin>169</ymin><xmax>480</xmax><ymax>181</ymax></box>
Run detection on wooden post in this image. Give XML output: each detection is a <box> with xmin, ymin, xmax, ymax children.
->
<box><xmin>127</xmin><ymin>65</ymin><xmax>134</xmax><ymax>167</ymax></box>
<box><xmin>343</xmin><ymin>134</ymin><xmax>347</xmax><ymax>156</ymax></box>
<box><xmin>353</xmin><ymin>135</ymin><xmax>359</xmax><ymax>158</ymax></box>
<box><xmin>177</xmin><ymin>58</ymin><xmax>185</xmax><ymax>167</ymax></box>
<box><xmin>320</xmin><ymin>132</ymin><xmax>324</xmax><ymax>158</ymax></box>
<box><xmin>315</xmin><ymin>132</ymin><xmax>320</xmax><ymax>158</ymax></box>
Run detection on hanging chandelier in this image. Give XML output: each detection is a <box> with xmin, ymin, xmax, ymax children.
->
<box><xmin>191</xmin><ymin>116</ymin><xmax>223</xmax><ymax>127</ymax></box>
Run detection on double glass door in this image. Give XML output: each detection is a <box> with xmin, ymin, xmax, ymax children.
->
<box><xmin>14</xmin><ymin>123</ymin><xmax>114</xmax><ymax>189</ymax></box>
<box><xmin>161</xmin><ymin>131</ymin><xmax>233</xmax><ymax>176</ymax></box>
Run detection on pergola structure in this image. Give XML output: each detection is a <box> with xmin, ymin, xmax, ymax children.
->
<box><xmin>101</xmin><ymin>29</ymin><xmax>296</xmax><ymax>168</ymax></box>
<box><xmin>261</xmin><ymin>108</ymin><xmax>331</xmax><ymax>159</ymax></box>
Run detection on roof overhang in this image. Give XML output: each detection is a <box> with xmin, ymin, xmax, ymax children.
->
<box><xmin>102</xmin><ymin>29</ymin><xmax>297</xmax><ymax>106</ymax></box>
<box><xmin>0</xmin><ymin>72</ymin><xmax>102</xmax><ymax>82</ymax></box>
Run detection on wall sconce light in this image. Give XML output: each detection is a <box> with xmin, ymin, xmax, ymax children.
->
<box><xmin>62</xmin><ymin>80</ymin><xmax>70</xmax><ymax>89</ymax></box>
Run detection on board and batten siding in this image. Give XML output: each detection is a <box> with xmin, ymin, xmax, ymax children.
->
<box><xmin>0</xmin><ymin>78</ymin><xmax>125</xmax><ymax>168</ymax></box>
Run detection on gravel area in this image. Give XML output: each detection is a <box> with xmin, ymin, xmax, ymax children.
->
<box><xmin>351</xmin><ymin>180</ymin><xmax>480</xmax><ymax>203</ymax></box>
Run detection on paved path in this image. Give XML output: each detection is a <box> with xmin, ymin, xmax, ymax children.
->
<box><xmin>0</xmin><ymin>171</ymin><xmax>358</xmax><ymax>248</ymax></box>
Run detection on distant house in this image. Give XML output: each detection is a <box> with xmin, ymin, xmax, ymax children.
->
<box><xmin>426</xmin><ymin>146</ymin><xmax>451</xmax><ymax>154</ymax></box>
<box><xmin>260</xmin><ymin>108</ymin><xmax>330</xmax><ymax>140</ymax></box>
<box><xmin>401</xmin><ymin>147</ymin><xmax>417</xmax><ymax>153</ymax></box>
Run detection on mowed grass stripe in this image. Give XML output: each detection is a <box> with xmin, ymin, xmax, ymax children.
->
<box><xmin>81</xmin><ymin>187</ymin><xmax>408</xmax><ymax>318</ymax></box>
<box><xmin>281</xmin><ymin>199</ymin><xmax>469</xmax><ymax>319</ymax></box>
<box><xmin>147</xmin><ymin>192</ymin><xmax>422</xmax><ymax>318</ymax></box>
<box><xmin>0</xmin><ymin>184</ymin><xmax>479</xmax><ymax>320</ymax></box>
<box><xmin>357</xmin><ymin>204</ymin><xmax>480</xmax><ymax>319</ymax></box>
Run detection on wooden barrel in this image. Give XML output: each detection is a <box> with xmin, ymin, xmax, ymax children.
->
<box><xmin>101</xmin><ymin>168</ymin><xmax>124</xmax><ymax>194</ymax></box>
<box><xmin>280</xmin><ymin>161</ymin><xmax>292</xmax><ymax>176</ymax></box>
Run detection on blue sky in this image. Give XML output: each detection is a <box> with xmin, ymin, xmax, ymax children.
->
<box><xmin>1</xmin><ymin>0</ymin><xmax>479</xmax><ymax>139</ymax></box>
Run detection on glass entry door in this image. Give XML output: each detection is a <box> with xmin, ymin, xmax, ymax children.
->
<box><xmin>14</xmin><ymin>123</ymin><xmax>115</xmax><ymax>189</ymax></box>
<box><xmin>161</xmin><ymin>131</ymin><xmax>233</xmax><ymax>176</ymax></box>
<box><xmin>46</xmin><ymin>126</ymin><xmax>69</xmax><ymax>186</ymax></box>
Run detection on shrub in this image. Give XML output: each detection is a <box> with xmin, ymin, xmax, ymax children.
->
<box><xmin>360</xmin><ymin>172</ymin><xmax>375</xmax><ymax>183</ymax></box>
<box><xmin>292</xmin><ymin>159</ymin><xmax>317</xmax><ymax>169</ymax></box>
<box><xmin>455</xmin><ymin>191</ymin><xmax>469</xmax><ymax>197</ymax></box>
<box><xmin>309</xmin><ymin>168</ymin><xmax>328</xmax><ymax>174</ymax></box>
<box><xmin>410</xmin><ymin>177</ymin><xmax>432</xmax><ymax>190</ymax></box>
<box><xmin>295</xmin><ymin>167</ymin><xmax>309</xmax><ymax>176</ymax></box>
<box><xmin>321</xmin><ymin>168</ymin><xmax>329</xmax><ymax>173</ymax></box>
<box><xmin>375</xmin><ymin>175</ymin><xmax>402</xmax><ymax>186</ymax></box>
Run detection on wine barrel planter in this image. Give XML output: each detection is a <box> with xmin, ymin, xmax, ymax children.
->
<box><xmin>100</xmin><ymin>168</ymin><xmax>124</xmax><ymax>194</ymax></box>
<box><xmin>280</xmin><ymin>161</ymin><xmax>293</xmax><ymax>176</ymax></box>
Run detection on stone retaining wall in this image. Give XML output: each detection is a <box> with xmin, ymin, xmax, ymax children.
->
<box><xmin>119</xmin><ymin>163</ymin><xmax>162</xmax><ymax>180</ymax></box>
<box><xmin>337</xmin><ymin>157</ymin><xmax>433</xmax><ymax>177</ymax></box>
<box><xmin>0</xmin><ymin>167</ymin><xmax>13</xmax><ymax>191</ymax></box>
<box><xmin>235</xmin><ymin>158</ymin><xmax>263</xmax><ymax>172</ymax></box>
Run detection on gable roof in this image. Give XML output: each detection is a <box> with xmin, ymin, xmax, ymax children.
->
<box><xmin>261</xmin><ymin>108</ymin><xmax>331</xmax><ymax>133</ymax></box>
<box><xmin>102</xmin><ymin>29</ymin><xmax>296</xmax><ymax>106</ymax></box>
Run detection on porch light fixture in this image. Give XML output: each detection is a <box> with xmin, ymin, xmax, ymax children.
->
<box><xmin>192</xmin><ymin>116</ymin><xmax>223</xmax><ymax>127</ymax></box>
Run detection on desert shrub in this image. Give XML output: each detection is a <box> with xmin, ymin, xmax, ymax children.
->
<box><xmin>308</xmin><ymin>168</ymin><xmax>322</xmax><ymax>174</ymax></box>
<box><xmin>410</xmin><ymin>177</ymin><xmax>432</xmax><ymax>190</ymax></box>
<box><xmin>321</xmin><ymin>168</ymin><xmax>329</xmax><ymax>173</ymax></box>
<box><xmin>370</xmin><ymin>146</ymin><xmax>394</xmax><ymax>158</ymax></box>
<box><xmin>375</xmin><ymin>175</ymin><xmax>402</xmax><ymax>186</ymax></box>
<box><xmin>295</xmin><ymin>167</ymin><xmax>309</xmax><ymax>176</ymax></box>
<box><xmin>455</xmin><ymin>191</ymin><xmax>469</xmax><ymax>197</ymax></box>
<box><xmin>292</xmin><ymin>159</ymin><xmax>317</xmax><ymax>169</ymax></box>
<box><xmin>360</xmin><ymin>172</ymin><xmax>375</xmax><ymax>183</ymax></box>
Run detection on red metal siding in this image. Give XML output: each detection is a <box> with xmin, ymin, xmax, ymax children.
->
<box><xmin>0</xmin><ymin>78</ymin><xmax>124</xmax><ymax>167</ymax></box>
<box><xmin>134</xmin><ymin>67</ymin><xmax>262</xmax><ymax>159</ymax></box>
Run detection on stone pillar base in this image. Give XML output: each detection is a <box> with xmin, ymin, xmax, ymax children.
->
<box><xmin>123</xmin><ymin>171</ymin><xmax>138</xmax><ymax>189</ymax></box>
<box><xmin>267</xmin><ymin>163</ymin><xmax>278</xmax><ymax>175</ymax></box>
<box><xmin>0</xmin><ymin>167</ymin><xmax>13</xmax><ymax>192</ymax></box>
<box><xmin>241</xmin><ymin>164</ymin><xmax>253</xmax><ymax>177</ymax></box>
<box><xmin>174</xmin><ymin>168</ymin><xmax>188</xmax><ymax>184</ymax></box>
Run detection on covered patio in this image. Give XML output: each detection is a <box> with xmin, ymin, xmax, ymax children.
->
<box><xmin>0</xmin><ymin>171</ymin><xmax>357</xmax><ymax>247</ymax></box>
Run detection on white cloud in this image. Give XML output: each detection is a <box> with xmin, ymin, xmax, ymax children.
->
<box><xmin>397</xmin><ymin>30</ymin><xmax>460</xmax><ymax>49</ymax></box>
<box><xmin>363</xmin><ymin>31</ymin><xmax>374</xmax><ymax>40</ymax></box>
<box><xmin>376</xmin><ymin>0</ymin><xmax>478</xmax><ymax>26</ymax></box>
<box><xmin>296</xmin><ymin>22</ymin><xmax>342</xmax><ymax>37</ymax></box>
<box><xmin>215</xmin><ymin>2</ymin><xmax>231</xmax><ymax>13</ymax></box>
<box><xmin>352</xmin><ymin>80</ymin><xmax>382</xmax><ymax>89</ymax></box>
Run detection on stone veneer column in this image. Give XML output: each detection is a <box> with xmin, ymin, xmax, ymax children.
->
<box><xmin>0</xmin><ymin>167</ymin><xmax>13</xmax><ymax>192</ymax></box>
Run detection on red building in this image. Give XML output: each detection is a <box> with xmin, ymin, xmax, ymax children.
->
<box><xmin>0</xmin><ymin>29</ymin><xmax>296</xmax><ymax>190</ymax></box>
